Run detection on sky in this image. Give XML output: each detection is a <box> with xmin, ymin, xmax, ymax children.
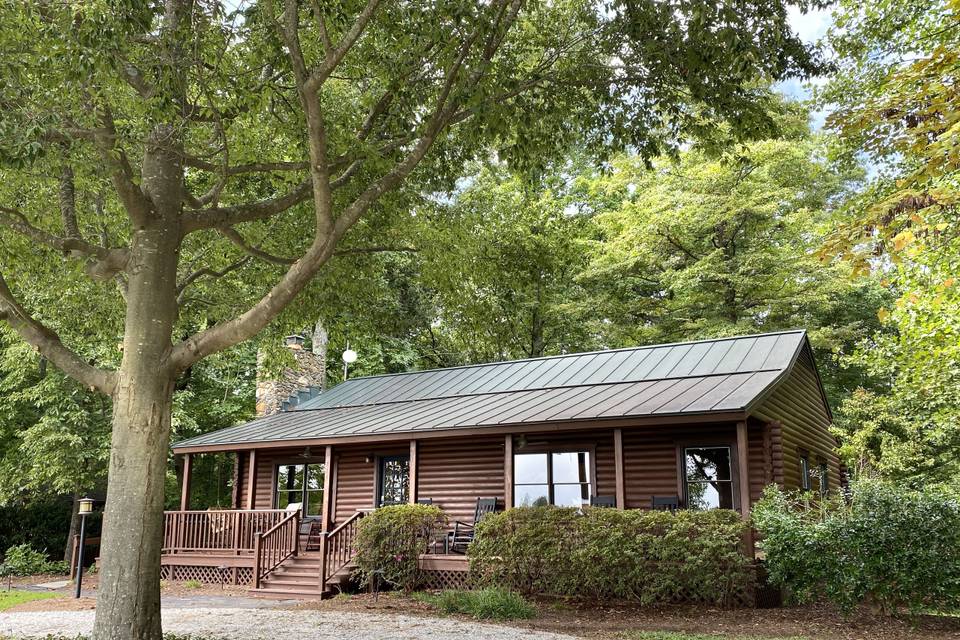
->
<box><xmin>780</xmin><ymin>5</ymin><xmax>836</xmax><ymax>130</ymax></box>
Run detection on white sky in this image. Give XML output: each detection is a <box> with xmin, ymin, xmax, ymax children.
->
<box><xmin>778</xmin><ymin>5</ymin><xmax>835</xmax><ymax>130</ymax></box>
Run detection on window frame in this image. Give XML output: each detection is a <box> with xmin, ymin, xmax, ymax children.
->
<box><xmin>272</xmin><ymin>461</ymin><xmax>325</xmax><ymax>518</ymax></box>
<box><xmin>680</xmin><ymin>445</ymin><xmax>737</xmax><ymax>512</ymax></box>
<box><xmin>799</xmin><ymin>449</ymin><xmax>812</xmax><ymax>492</ymax></box>
<box><xmin>512</xmin><ymin>445</ymin><xmax>596</xmax><ymax>508</ymax></box>
<box><xmin>376</xmin><ymin>454</ymin><xmax>410</xmax><ymax>507</ymax></box>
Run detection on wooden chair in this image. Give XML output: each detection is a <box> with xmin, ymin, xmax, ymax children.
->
<box><xmin>299</xmin><ymin>518</ymin><xmax>322</xmax><ymax>551</ymax></box>
<box><xmin>448</xmin><ymin>498</ymin><xmax>498</xmax><ymax>554</ymax></box>
<box><xmin>590</xmin><ymin>495</ymin><xmax>616</xmax><ymax>508</ymax></box>
<box><xmin>651</xmin><ymin>495</ymin><xmax>680</xmax><ymax>511</ymax></box>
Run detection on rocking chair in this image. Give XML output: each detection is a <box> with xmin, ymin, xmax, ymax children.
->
<box><xmin>448</xmin><ymin>498</ymin><xmax>498</xmax><ymax>554</ymax></box>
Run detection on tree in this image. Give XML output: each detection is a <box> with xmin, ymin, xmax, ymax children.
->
<box><xmin>816</xmin><ymin>0</ymin><xmax>960</xmax><ymax>484</ymax></box>
<box><xmin>419</xmin><ymin>162</ymin><xmax>595</xmax><ymax>362</ymax></box>
<box><xmin>576</xmin><ymin>128</ymin><xmax>884</xmax><ymax>402</ymax></box>
<box><xmin>0</xmin><ymin>1</ymin><xmax>825</xmax><ymax>637</ymax></box>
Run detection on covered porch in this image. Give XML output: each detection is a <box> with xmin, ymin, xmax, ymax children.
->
<box><xmin>165</xmin><ymin>418</ymin><xmax>772</xmax><ymax>594</ymax></box>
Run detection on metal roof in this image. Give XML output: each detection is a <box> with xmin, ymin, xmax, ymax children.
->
<box><xmin>173</xmin><ymin>330</ymin><xmax>810</xmax><ymax>450</ymax></box>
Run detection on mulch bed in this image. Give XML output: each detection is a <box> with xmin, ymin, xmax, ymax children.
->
<box><xmin>295</xmin><ymin>592</ymin><xmax>960</xmax><ymax>639</ymax></box>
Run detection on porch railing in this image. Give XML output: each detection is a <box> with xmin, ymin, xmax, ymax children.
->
<box><xmin>253</xmin><ymin>510</ymin><xmax>299</xmax><ymax>588</ymax></box>
<box><xmin>320</xmin><ymin>510</ymin><xmax>364</xmax><ymax>588</ymax></box>
<box><xmin>162</xmin><ymin>509</ymin><xmax>289</xmax><ymax>554</ymax></box>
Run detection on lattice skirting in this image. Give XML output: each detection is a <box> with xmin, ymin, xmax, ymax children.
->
<box><xmin>418</xmin><ymin>568</ymin><xmax>471</xmax><ymax>591</ymax></box>
<box><xmin>160</xmin><ymin>564</ymin><xmax>253</xmax><ymax>586</ymax></box>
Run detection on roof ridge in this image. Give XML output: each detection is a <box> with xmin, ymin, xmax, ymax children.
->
<box><xmin>304</xmin><ymin>329</ymin><xmax>808</xmax><ymax>390</ymax></box>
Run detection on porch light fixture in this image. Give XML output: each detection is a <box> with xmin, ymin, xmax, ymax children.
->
<box><xmin>285</xmin><ymin>334</ymin><xmax>305</xmax><ymax>349</ymax></box>
<box><xmin>74</xmin><ymin>497</ymin><xmax>95</xmax><ymax>598</ymax></box>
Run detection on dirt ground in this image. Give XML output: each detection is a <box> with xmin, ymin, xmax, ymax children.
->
<box><xmin>297</xmin><ymin>592</ymin><xmax>960</xmax><ymax>640</ymax></box>
<box><xmin>8</xmin><ymin>578</ymin><xmax>960</xmax><ymax>639</ymax></box>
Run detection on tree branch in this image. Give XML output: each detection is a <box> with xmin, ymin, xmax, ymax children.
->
<box><xmin>0</xmin><ymin>272</ymin><xmax>115</xmax><ymax>395</ymax></box>
<box><xmin>306</xmin><ymin>0</ymin><xmax>384</xmax><ymax>90</ymax></box>
<box><xmin>181</xmin><ymin>179</ymin><xmax>313</xmax><ymax>232</ymax></box>
<box><xmin>217</xmin><ymin>226</ymin><xmax>296</xmax><ymax>265</ymax></box>
<box><xmin>0</xmin><ymin>205</ymin><xmax>130</xmax><ymax>280</ymax></box>
<box><xmin>177</xmin><ymin>257</ymin><xmax>252</xmax><ymax>305</ymax></box>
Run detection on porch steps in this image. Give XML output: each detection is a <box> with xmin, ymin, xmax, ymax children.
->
<box><xmin>250</xmin><ymin>552</ymin><xmax>355</xmax><ymax>600</ymax></box>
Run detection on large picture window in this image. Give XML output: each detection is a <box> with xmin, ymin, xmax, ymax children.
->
<box><xmin>275</xmin><ymin>463</ymin><xmax>324</xmax><ymax>516</ymax></box>
<box><xmin>683</xmin><ymin>447</ymin><xmax>734</xmax><ymax>510</ymax></box>
<box><xmin>514</xmin><ymin>451</ymin><xmax>591</xmax><ymax>508</ymax></box>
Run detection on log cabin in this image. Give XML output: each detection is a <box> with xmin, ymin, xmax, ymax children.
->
<box><xmin>166</xmin><ymin>329</ymin><xmax>838</xmax><ymax>598</ymax></box>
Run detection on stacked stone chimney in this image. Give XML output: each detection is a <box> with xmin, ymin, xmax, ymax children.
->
<box><xmin>255</xmin><ymin>326</ymin><xmax>328</xmax><ymax>417</ymax></box>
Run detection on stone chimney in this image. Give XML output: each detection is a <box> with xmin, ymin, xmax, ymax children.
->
<box><xmin>255</xmin><ymin>330</ymin><xmax>327</xmax><ymax>417</ymax></box>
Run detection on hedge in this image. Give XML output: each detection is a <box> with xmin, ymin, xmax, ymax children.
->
<box><xmin>353</xmin><ymin>503</ymin><xmax>446</xmax><ymax>591</ymax></box>
<box><xmin>468</xmin><ymin>506</ymin><xmax>752</xmax><ymax>606</ymax></box>
<box><xmin>753</xmin><ymin>480</ymin><xmax>960</xmax><ymax>614</ymax></box>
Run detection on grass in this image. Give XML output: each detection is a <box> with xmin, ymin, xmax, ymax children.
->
<box><xmin>0</xmin><ymin>589</ymin><xmax>60</xmax><ymax>611</ymax></box>
<box><xmin>414</xmin><ymin>588</ymin><xmax>536</xmax><ymax>621</ymax></box>
<box><xmin>620</xmin><ymin>633</ymin><xmax>810</xmax><ymax>640</ymax></box>
<box><xmin>183</xmin><ymin>579</ymin><xmax>202</xmax><ymax>589</ymax></box>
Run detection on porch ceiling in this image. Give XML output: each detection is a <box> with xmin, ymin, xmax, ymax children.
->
<box><xmin>173</xmin><ymin>330</ymin><xmax>808</xmax><ymax>450</ymax></box>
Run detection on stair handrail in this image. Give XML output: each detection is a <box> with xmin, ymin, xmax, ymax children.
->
<box><xmin>319</xmin><ymin>510</ymin><xmax>365</xmax><ymax>590</ymax></box>
<box><xmin>253</xmin><ymin>510</ymin><xmax>300</xmax><ymax>589</ymax></box>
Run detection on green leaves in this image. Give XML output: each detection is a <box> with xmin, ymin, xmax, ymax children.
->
<box><xmin>353</xmin><ymin>504</ymin><xmax>447</xmax><ymax>591</ymax></box>
<box><xmin>754</xmin><ymin>481</ymin><xmax>960</xmax><ymax>614</ymax></box>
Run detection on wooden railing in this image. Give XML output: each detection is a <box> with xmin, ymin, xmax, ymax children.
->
<box><xmin>319</xmin><ymin>511</ymin><xmax>364</xmax><ymax>589</ymax></box>
<box><xmin>162</xmin><ymin>509</ymin><xmax>289</xmax><ymax>554</ymax></box>
<box><xmin>253</xmin><ymin>510</ymin><xmax>300</xmax><ymax>588</ymax></box>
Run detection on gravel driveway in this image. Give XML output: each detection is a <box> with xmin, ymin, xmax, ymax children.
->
<box><xmin>0</xmin><ymin>608</ymin><xmax>577</xmax><ymax>639</ymax></box>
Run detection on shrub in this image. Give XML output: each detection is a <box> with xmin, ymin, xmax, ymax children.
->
<box><xmin>419</xmin><ymin>588</ymin><xmax>536</xmax><ymax>620</ymax></box>
<box><xmin>353</xmin><ymin>503</ymin><xmax>446</xmax><ymax>591</ymax></box>
<box><xmin>469</xmin><ymin>506</ymin><xmax>752</xmax><ymax>606</ymax></box>
<box><xmin>753</xmin><ymin>480</ymin><xmax>960</xmax><ymax>614</ymax></box>
<box><xmin>183</xmin><ymin>579</ymin><xmax>202</xmax><ymax>589</ymax></box>
<box><xmin>2</xmin><ymin>544</ymin><xmax>67</xmax><ymax>576</ymax></box>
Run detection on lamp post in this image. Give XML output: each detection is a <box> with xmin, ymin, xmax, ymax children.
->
<box><xmin>342</xmin><ymin>343</ymin><xmax>357</xmax><ymax>380</ymax></box>
<box><xmin>74</xmin><ymin>497</ymin><xmax>94</xmax><ymax>599</ymax></box>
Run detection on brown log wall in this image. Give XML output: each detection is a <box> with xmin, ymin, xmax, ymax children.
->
<box><xmin>752</xmin><ymin>349</ymin><xmax>841</xmax><ymax>491</ymax></box>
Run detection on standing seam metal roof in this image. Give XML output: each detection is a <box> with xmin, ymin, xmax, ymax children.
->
<box><xmin>172</xmin><ymin>330</ymin><xmax>811</xmax><ymax>449</ymax></box>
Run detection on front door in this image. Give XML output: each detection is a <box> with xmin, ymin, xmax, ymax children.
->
<box><xmin>377</xmin><ymin>455</ymin><xmax>410</xmax><ymax>507</ymax></box>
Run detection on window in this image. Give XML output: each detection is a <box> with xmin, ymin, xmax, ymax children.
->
<box><xmin>275</xmin><ymin>463</ymin><xmax>324</xmax><ymax>516</ymax></box>
<box><xmin>377</xmin><ymin>455</ymin><xmax>410</xmax><ymax>507</ymax></box>
<box><xmin>683</xmin><ymin>447</ymin><xmax>734</xmax><ymax>510</ymax></box>
<box><xmin>513</xmin><ymin>451</ymin><xmax>591</xmax><ymax>508</ymax></box>
<box><xmin>799</xmin><ymin>452</ymin><xmax>812</xmax><ymax>491</ymax></box>
<box><xmin>818</xmin><ymin>461</ymin><xmax>829</xmax><ymax>495</ymax></box>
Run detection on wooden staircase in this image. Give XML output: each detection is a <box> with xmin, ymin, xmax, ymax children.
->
<box><xmin>251</xmin><ymin>552</ymin><xmax>354</xmax><ymax>598</ymax></box>
<box><xmin>251</xmin><ymin>511</ymin><xmax>364</xmax><ymax>600</ymax></box>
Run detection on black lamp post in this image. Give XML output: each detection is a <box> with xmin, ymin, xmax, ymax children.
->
<box><xmin>74</xmin><ymin>497</ymin><xmax>94</xmax><ymax>599</ymax></box>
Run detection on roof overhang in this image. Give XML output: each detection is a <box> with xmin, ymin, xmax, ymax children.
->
<box><xmin>171</xmin><ymin>410</ymin><xmax>748</xmax><ymax>454</ymax></box>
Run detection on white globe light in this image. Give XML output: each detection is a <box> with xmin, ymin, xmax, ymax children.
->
<box><xmin>342</xmin><ymin>349</ymin><xmax>358</xmax><ymax>364</ymax></box>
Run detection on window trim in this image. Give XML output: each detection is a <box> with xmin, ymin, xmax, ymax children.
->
<box><xmin>799</xmin><ymin>449</ymin><xmax>812</xmax><ymax>492</ymax></box>
<box><xmin>512</xmin><ymin>445</ymin><xmax>596</xmax><ymax>508</ymax></box>
<box><xmin>674</xmin><ymin>437</ymin><xmax>743</xmax><ymax>512</ymax></box>
<box><xmin>681</xmin><ymin>445</ymin><xmax>737</xmax><ymax>512</ymax></box>
<box><xmin>272</xmin><ymin>461</ymin><xmax>325</xmax><ymax>518</ymax></box>
<box><xmin>376</xmin><ymin>454</ymin><xmax>411</xmax><ymax>507</ymax></box>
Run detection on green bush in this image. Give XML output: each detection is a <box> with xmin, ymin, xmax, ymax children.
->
<box><xmin>353</xmin><ymin>503</ymin><xmax>446</xmax><ymax>591</ymax></box>
<box><xmin>2</xmin><ymin>544</ymin><xmax>68</xmax><ymax>576</ymax></box>
<box><xmin>753</xmin><ymin>480</ymin><xmax>960</xmax><ymax>614</ymax></box>
<box><xmin>468</xmin><ymin>506</ymin><xmax>752</xmax><ymax>606</ymax></box>
<box><xmin>418</xmin><ymin>588</ymin><xmax>536</xmax><ymax>620</ymax></box>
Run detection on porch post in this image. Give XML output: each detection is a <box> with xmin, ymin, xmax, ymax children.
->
<box><xmin>408</xmin><ymin>440</ymin><xmax>419</xmax><ymax>504</ymax></box>
<box><xmin>735</xmin><ymin>421</ymin><xmax>750</xmax><ymax>518</ymax></box>
<box><xmin>245</xmin><ymin>449</ymin><xmax>258</xmax><ymax>510</ymax></box>
<box><xmin>179</xmin><ymin>453</ymin><xmax>192</xmax><ymax>511</ymax></box>
<box><xmin>613</xmin><ymin>429</ymin><xmax>625</xmax><ymax>509</ymax></box>
<box><xmin>321</xmin><ymin>445</ymin><xmax>334</xmax><ymax>530</ymax></box>
<box><xmin>504</xmin><ymin>434</ymin><xmax>513</xmax><ymax>509</ymax></box>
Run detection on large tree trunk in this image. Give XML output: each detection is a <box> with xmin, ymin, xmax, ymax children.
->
<box><xmin>93</xmin><ymin>128</ymin><xmax>183</xmax><ymax>640</ymax></box>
